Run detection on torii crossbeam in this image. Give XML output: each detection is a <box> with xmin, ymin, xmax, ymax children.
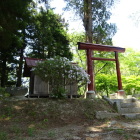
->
<box><xmin>78</xmin><ymin>42</ymin><xmax>125</xmax><ymax>93</ymax></box>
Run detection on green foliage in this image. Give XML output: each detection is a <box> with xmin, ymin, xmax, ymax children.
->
<box><xmin>51</xmin><ymin>87</ymin><xmax>67</xmax><ymax>99</ymax></box>
<box><xmin>0</xmin><ymin>106</ymin><xmax>14</xmax><ymax>118</ymax></box>
<box><xmin>34</xmin><ymin>56</ymin><xmax>90</xmax><ymax>98</ymax></box>
<box><xmin>94</xmin><ymin>51</ymin><xmax>116</xmax><ymax>75</ymax></box>
<box><xmin>0</xmin><ymin>0</ymin><xmax>31</xmax><ymax>50</ymax></box>
<box><xmin>27</xmin><ymin>128</ymin><xmax>36</xmax><ymax>137</ymax></box>
<box><xmin>122</xmin><ymin>75</ymin><xmax>140</xmax><ymax>95</ymax></box>
<box><xmin>120</xmin><ymin>48</ymin><xmax>140</xmax><ymax>76</ymax></box>
<box><xmin>69</xmin><ymin>32</ymin><xmax>86</xmax><ymax>68</ymax></box>
<box><xmin>96</xmin><ymin>74</ymin><xmax>118</xmax><ymax>96</ymax></box>
<box><xmin>0</xmin><ymin>132</ymin><xmax>8</xmax><ymax>140</ymax></box>
<box><xmin>0</xmin><ymin>87</ymin><xmax>10</xmax><ymax>100</ymax></box>
<box><xmin>64</xmin><ymin>0</ymin><xmax>117</xmax><ymax>44</ymax></box>
<box><xmin>0</xmin><ymin>1</ymin><xmax>72</xmax><ymax>87</ymax></box>
<box><xmin>47</xmin><ymin>131</ymin><xmax>56</xmax><ymax>138</ymax></box>
<box><xmin>11</xmin><ymin>125</ymin><xmax>22</xmax><ymax>135</ymax></box>
<box><xmin>96</xmin><ymin>74</ymin><xmax>140</xmax><ymax>96</ymax></box>
<box><xmin>0</xmin><ymin>0</ymin><xmax>32</xmax><ymax>87</ymax></box>
<box><xmin>27</xmin><ymin>9</ymin><xmax>72</xmax><ymax>60</ymax></box>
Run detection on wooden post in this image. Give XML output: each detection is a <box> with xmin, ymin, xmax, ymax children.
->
<box><xmin>115</xmin><ymin>52</ymin><xmax>123</xmax><ymax>90</ymax></box>
<box><xmin>87</xmin><ymin>49</ymin><xmax>94</xmax><ymax>91</ymax></box>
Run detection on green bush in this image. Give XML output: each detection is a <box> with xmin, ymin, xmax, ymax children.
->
<box><xmin>0</xmin><ymin>87</ymin><xmax>10</xmax><ymax>100</ymax></box>
<box><xmin>33</xmin><ymin>56</ymin><xmax>90</xmax><ymax>98</ymax></box>
<box><xmin>95</xmin><ymin>74</ymin><xmax>118</xmax><ymax>96</ymax></box>
<box><xmin>95</xmin><ymin>74</ymin><xmax>140</xmax><ymax>96</ymax></box>
<box><xmin>0</xmin><ymin>132</ymin><xmax>8</xmax><ymax>140</ymax></box>
<box><xmin>122</xmin><ymin>75</ymin><xmax>140</xmax><ymax>95</ymax></box>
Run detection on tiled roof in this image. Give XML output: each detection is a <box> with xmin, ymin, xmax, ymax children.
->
<box><xmin>23</xmin><ymin>57</ymin><xmax>44</xmax><ymax>77</ymax></box>
<box><xmin>24</xmin><ymin>57</ymin><xmax>44</xmax><ymax>67</ymax></box>
<box><xmin>23</xmin><ymin>57</ymin><xmax>77</xmax><ymax>77</ymax></box>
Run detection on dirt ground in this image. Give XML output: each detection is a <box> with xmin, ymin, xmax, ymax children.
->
<box><xmin>0</xmin><ymin>97</ymin><xmax>140</xmax><ymax>140</ymax></box>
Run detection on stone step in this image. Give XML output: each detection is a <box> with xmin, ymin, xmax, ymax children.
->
<box><xmin>121</xmin><ymin>102</ymin><xmax>140</xmax><ymax>108</ymax></box>
<box><xmin>96</xmin><ymin>111</ymin><xmax>119</xmax><ymax>119</ymax></box>
<box><xmin>122</xmin><ymin>113</ymin><xmax>140</xmax><ymax>119</ymax></box>
<box><xmin>121</xmin><ymin>98</ymin><xmax>138</xmax><ymax>103</ymax></box>
<box><xmin>110</xmin><ymin>98</ymin><xmax>138</xmax><ymax>104</ymax></box>
<box><xmin>120</xmin><ymin>107</ymin><xmax>140</xmax><ymax>114</ymax></box>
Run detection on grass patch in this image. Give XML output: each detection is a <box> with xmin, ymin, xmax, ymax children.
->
<box><xmin>27</xmin><ymin>128</ymin><xmax>36</xmax><ymax>137</ymax></box>
<box><xmin>0</xmin><ymin>132</ymin><xmax>8</xmax><ymax>140</ymax></box>
<box><xmin>1</xmin><ymin>98</ymin><xmax>138</xmax><ymax>139</ymax></box>
<box><xmin>47</xmin><ymin>130</ymin><xmax>56</xmax><ymax>138</ymax></box>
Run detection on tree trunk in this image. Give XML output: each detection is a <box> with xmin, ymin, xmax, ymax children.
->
<box><xmin>83</xmin><ymin>0</ymin><xmax>93</xmax><ymax>43</ymax></box>
<box><xmin>1</xmin><ymin>56</ymin><xmax>7</xmax><ymax>87</ymax></box>
<box><xmin>16</xmin><ymin>29</ymin><xmax>26</xmax><ymax>87</ymax></box>
<box><xmin>83</xmin><ymin>0</ymin><xmax>95</xmax><ymax>91</ymax></box>
<box><xmin>16</xmin><ymin>48</ymin><xmax>24</xmax><ymax>87</ymax></box>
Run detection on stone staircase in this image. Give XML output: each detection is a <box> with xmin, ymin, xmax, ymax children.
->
<box><xmin>103</xmin><ymin>96</ymin><xmax>140</xmax><ymax>119</ymax></box>
<box><xmin>120</xmin><ymin>99</ymin><xmax>140</xmax><ymax>119</ymax></box>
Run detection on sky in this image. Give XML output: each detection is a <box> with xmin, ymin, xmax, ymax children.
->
<box><xmin>50</xmin><ymin>0</ymin><xmax>140</xmax><ymax>50</ymax></box>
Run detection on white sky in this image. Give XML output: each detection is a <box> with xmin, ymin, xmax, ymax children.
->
<box><xmin>50</xmin><ymin>0</ymin><xmax>140</xmax><ymax>50</ymax></box>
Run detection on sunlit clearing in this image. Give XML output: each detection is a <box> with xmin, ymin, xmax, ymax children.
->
<box><xmin>14</xmin><ymin>105</ymin><xmax>22</xmax><ymax>110</ymax></box>
<box><xmin>87</xmin><ymin>126</ymin><xmax>102</xmax><ymax>132</ymax></box>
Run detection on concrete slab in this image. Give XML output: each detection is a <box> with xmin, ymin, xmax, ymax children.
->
<box><xmin>121</xmin><ymin>102</ymin><xmax>140</xmax><ymax>108</ymax></box>
<box><xmin>122</xmin><ymin>113</ymin><xmax>140</xmax><ymax>119</ymax></box>
<box><xmin>120</xmin><ymin>107</ymin><xmax>140</xmax><ymax>114</ymax></box>
<box><xmin>96</xmin><ymin>111</ymin><xmax>119</xmax><ymax>119</ymax></box>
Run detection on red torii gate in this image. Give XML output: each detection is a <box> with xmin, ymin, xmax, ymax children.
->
<box><xmin>78</xmin><ymin>42</ymin><xmax>125</xmax><ymax>93</ymax></box>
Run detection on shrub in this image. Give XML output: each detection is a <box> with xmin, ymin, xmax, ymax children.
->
<box><xmin>33</xmin><ymin>56</ymin><xmax>90</xmax><ymax>98</ymax></box>
<box><xmin>95</xmin><ymin>74</ymin><xmax>118</xmax><ymax>96</ymax></box>
<box><xmin>0</xmin><ymin>87</ymin><xmax>10</xmax><ymax>100</ymax></box>
<box><xmin>96</xmin><ymin>74</ymin><xmax>140</xmax><ymax>96</ymax></box>
<box><xmin>122</xmin><ymin>75</ymin><xmax>140</xmax><ymax>95</ymax></box>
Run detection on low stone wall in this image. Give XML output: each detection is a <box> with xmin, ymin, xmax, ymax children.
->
<box><xmin>6</xmin><ymin>87</ymin><xmax>28</xmax><ymax>96</ymax></box>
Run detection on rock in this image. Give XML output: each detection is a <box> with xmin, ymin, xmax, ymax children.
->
<box><xmin>72</xmin><ymin>136</ymin><xmax>81</xmax><ymax>139</ymax></box>
<box><xmin>96</xmin><ymin>111</ymin><xmax>119</xmax><ymax>119</ymax></box>
<box><xmin>5</xmin><ymin>87</ymin><xmax>28</xmax><ymax>96</ymax></box>
<box><xmin>133</xmin><ymin>94</ymin><xmax>140</xmax><ymax>98</ymax></box>
<box><xmin>85</xmin><ymin>137</ymin><xmax>96</xmax><ymax>140</ymax></box>
<box><xmin>108</xmin><ymin>120</ymin><xmax>117</xmax><ymax>127</ymax></box>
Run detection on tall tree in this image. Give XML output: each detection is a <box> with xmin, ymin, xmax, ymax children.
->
<box><xmin>64</xmin><ymin>0</ymin><xmax>116</xmax><ymax>44</ymax></box>
<box><xmin>83</xmin><ymin>0</ymin><xmax>93</xmax><ymax>42</ymax></box>
<box><xmin>27</xmin><ymin>8</ymin><xmax>72</xmax><ymax>60</ymax></box>
<box><xmin>0</xmin><ymin>0</ymin><xmax>32</xmax><ymax>87</ymax></box>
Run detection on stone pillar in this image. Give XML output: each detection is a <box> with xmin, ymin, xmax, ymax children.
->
<box><xmin>86</xmin><ymin>90</ymin><xmax>95</xmax><ymax>99</ymax></box>
<box><xmin>117</xmin><ymin>90</ymin><xmax>126</xmax><ymax>99</ymax></box>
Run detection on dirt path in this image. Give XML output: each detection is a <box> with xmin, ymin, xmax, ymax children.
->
<box><xmin>15</xmin><ymin>120</ymin><xmax>140</xmax><ymax>140</ymax></box>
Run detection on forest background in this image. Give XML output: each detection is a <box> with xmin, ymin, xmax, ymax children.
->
<box><xmin>0</xmin><ymin>0</ymin><xmax>140</xmax><ymax>97</ymax></box>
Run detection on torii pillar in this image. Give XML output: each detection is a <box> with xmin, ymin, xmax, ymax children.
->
<box><xmin>78</xmin><ymin>42</ymin><xmax>125</xmax><ymax>98</ymax></box>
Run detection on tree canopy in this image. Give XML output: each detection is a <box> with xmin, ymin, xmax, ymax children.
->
<box><xmin>27</xmin><ymin>8</ymin><xmax>72</xmax><ymax>59</ymax></box>
<box><xmin>0</xmin><ymin>0</ymin><xmax>72</xmax><ymax>87</ymax></box>
<box><xmin>64</xmin><ymin>0</ymin><xmax>117</xmax><ymax>44</ymax></box>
